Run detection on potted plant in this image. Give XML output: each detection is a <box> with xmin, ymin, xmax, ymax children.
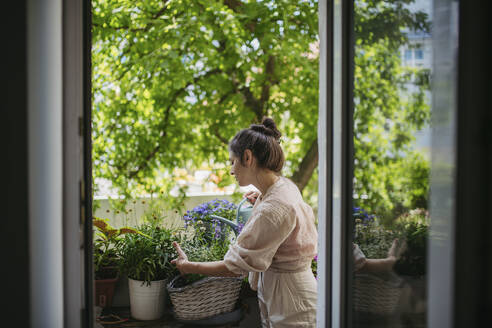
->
<box><xmin>118</xmin><ymin>221</ymin><xmax>179</xmax><ymax>321</ymax></box>
<box><xmin>167</xmin><ymin>199</ymin><xmax>244</xmax><ymax>322</ymax></box>
<box><xmin>392</xmin><ymin>209</ymin><xmax>429</xmax><ymax>278</ymax></box>
<box><xmin>392</xmin><ymin>209</ymin><xmax>429</xmax><ymax>316</ymax></box>
<box><xmin>93</xmin><ymin>217</ymin><xmax>141</xmax><ymax>308</ymax></box>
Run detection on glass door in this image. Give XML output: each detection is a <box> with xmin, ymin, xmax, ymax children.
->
<box><xmin>351</xmin><ymin>1</ymin><xmax>434</xmax><ymax>326</ymax></box>
<box><xmin>317</xmin><ymin>0</ymin><xmax>475</xmax><ymax>327</ymax></box>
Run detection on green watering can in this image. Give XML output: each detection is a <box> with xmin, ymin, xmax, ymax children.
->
<box><xmin>209</xmin><ymin>198</ymin><xmax>253</xmax><ymax>236</ymax></box>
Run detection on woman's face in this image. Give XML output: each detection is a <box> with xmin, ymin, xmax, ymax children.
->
<box><xmin>229</xmin><ymin>152</ymin><xmax>251</xmax><ymax>187</ymax></box>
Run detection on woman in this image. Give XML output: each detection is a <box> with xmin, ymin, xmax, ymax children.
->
<box><xmin>171</xmin><ymin>117</ymin><xmax>318</xmax><ymax>327</ymax></box>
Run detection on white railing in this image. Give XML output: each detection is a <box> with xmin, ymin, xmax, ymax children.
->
<box><xmin>93</xmin><ymin>193</ymin><xmax>235</xmax><ymax>228</ymax></box>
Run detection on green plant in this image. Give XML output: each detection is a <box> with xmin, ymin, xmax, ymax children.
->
<box><xmin>354</xmin><ymin>208</ymin><xmax>429</xmax><ymax>276</ymax></box>
<box><xmin>183</xmin><ymin>199</ymin><xmax>239</xmax><ymax>241</ymax></box>
<box><xmin>93</xmin><ymin>217</ymin><xmax>142</xmax><ymax>279</ymax></box>
<box><xmin>92</xmin><ymin>1</ymin><xmax>430</xmax><ymax>223</ymax></box>
<box><xmin>174</xmin><ymin>199</ymin><xmax>238</xmax><ymax>286</ymax></box>
<box><xmin>311</xmin><ymin>255</ymin><xmax>317</xmax><ymax>278</ymax></box>
<box><xmin>353</xmin><ymin>208</ymin><xmax>397</xmax><ymax>259</ymax></box>
<box><xmin>392</xmin><ymin>209</ymin><xmax>429</xmax><ymax>277</ymax></box>
<box><xmin>118</xmin><ymin>222</ymin><xmax>181</xmax><ymax>284</ymax></box>
<box><xmin>173</xmin><ymin>238</ymin><xmax>233</xmax><ymax>287</ymax></box>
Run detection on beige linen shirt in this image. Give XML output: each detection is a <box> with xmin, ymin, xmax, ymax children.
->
<box><xmin>224</xmin><ymin>176</ymin><xmax>318</xmax><ymax>290</ymax></box>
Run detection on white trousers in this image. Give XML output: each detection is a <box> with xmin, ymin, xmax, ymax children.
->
<box><xmin>257</xmin><ymin>269</ymin><xmax>317</xmax><ymax>328</ymax></box>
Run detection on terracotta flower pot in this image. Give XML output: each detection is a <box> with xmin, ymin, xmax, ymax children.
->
<box><xmin>95</xmin><ymin>268</ymin><xmax>119</xmax><ymax>308</ymax></box>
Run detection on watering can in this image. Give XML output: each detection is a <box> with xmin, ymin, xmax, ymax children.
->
<box><xmin>208</xmin><ymin>198</ymin><xmax>253</xmax><ymax>236</ymax></box>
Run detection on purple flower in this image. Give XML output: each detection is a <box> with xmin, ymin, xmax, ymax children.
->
<box><xmin>181</xmin><ymin>198</ymin><xmax>237</xmax><ymax>240</ymax></box>
<box><xmin>236</xmin><ymin>223</ymin><xmax>245</xmax><ymax>234</ymax></box>
<box><xmin>353</xmin><ymin>206</ymin><xmax>375</xmax><ymax>225</ymax></box>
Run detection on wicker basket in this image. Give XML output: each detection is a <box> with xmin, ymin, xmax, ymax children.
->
<box><xmin>167</xmin><ymin>276</ymin><xmax>243</xmax><ymax>321</ymax></box>
<box><xmin>353</xmin><ymin>272</ymin><xmax>405</xmax><ymax>315</ymax></box>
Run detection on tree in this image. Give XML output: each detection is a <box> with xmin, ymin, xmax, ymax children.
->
<box><xmin>92</xmin><ymin>0</ymin><xmax>430</xmax><ymax>219</ymax></box>
<box><xmin>92</xmin><ymin>0</ymin><xmax>318</xmax><ymax>201</ymax></box>
<box><xmin>353</xmin><ymin>0</ymin><xmax>431</xmax><ymax>220</ymax></box>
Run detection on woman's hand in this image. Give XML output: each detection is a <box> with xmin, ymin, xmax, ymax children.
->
<box><xmin>170</xmin><ymin>242</ymin><xmax>238</xmax><ymax>277</ymax></box>
<box><xmin>171</xmin><ymin>242</ymin><xmax>189</xmax><ymax>275</ymax></box>
<box><xmin>386</xmin><ymin>238</ymin><xmax>406</xmax><ymax>268</ymax></box>
<box><xmin>359</xmin><ymin>238</ymin><xmax>406</xmax><ymax>273</ymax></box>
<box><xmin>386</xmin><ymin>239</ymin><xmax>398</xmax><ymax>268</ymax></box>
<box><xmin>244</xmin><ymin>190</ymin><xmax>259</xmax><ymax>204</ymax></box>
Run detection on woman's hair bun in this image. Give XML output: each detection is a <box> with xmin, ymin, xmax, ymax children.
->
<box><xmin>230</xmin><ymin>116</ymin><xmax>285</xmax><ymax>172</ymax></box>
<box><xmin>250</xmin><ymin>117</ymin><xmax>282</xmax><ymax>141</ymax></box>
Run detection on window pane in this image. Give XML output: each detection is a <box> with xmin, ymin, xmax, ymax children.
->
<box><xmin>352</xmin><ymin>0</ymin><xmax>433</xmax><ymax>327</ymax></box>
<box><xmin>404</xmin><ymin>49</ymin><xmax>413</xmax><ymax>61</ymax></box>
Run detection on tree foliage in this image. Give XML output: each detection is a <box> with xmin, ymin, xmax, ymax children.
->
<box><xmin>353</xmin><ymin>0</ymin><xmax>431</xmax><ymax>220</ymax></box>
<box><xmin>92</xmin><ymin>0</ymin><xmax>319</xmax><ymax>200</ymax></box>
<box><xmin>92</xmin><ymin>0</ymin><xmax>430</xmax><ymax>219</ymax></box>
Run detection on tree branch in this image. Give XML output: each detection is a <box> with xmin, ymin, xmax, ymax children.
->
<box><xmin>239</xmin><ymin>86</ymin><xmax>263</xmax><ymax>120</ymax></box>
<box><xmin>223</xmin><ymin>0</ymin><xmax>258</xmax><ymax>32</ymax></box>
<box><xmin>212</xmin><ymin>91</ymin><xmax>236</xmax><ymax>145</ymax></box>
<box><xmin>259</xmin><ymin>55</ymin><xmax>279</xmax><ymax>115</ymax></box>
<box><xmin>213</xmin><ymin>127</ymin><xmax>229</xmax><ymax>145</ymax></box>
<box><xmin>127</xmin><ymin>103</ymin><xmax>172</xmax><ymax>179</ymax></box>
<box><xmin>290</xmin><ymin>138</ymin><xmax>318</xmax><ymax>192</ymax></box>
<box><xmin>93</xmin><ymin>1</ymin><xmax>171</xmax><ymax>32</ymax></box>
<box><xmin>223</xmin><ymin>0</ymin><xmax>244</xmax><ymax>12</ymax></box>
<box><xmin>115</xmin><ymin>69</ymin><xmax>222</xmax><ymax>178</ymax></box>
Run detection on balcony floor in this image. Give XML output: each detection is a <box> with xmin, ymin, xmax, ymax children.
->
<box><xmin>95</xmin><ymin>288</ymin><xmax>261</xmax><ymax>328</ymax></box>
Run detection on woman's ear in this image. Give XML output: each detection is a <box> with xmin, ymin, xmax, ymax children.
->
<box><xmin>243</xmin><ymin>149</ymin><xmax>254</xmax><ymax>167</ymax></box>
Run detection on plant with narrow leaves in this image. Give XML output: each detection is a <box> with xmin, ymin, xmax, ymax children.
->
<box><xmin>93</xmin><ymin>217</ymin><xmax>144</xmax><ymax>279</ymax></box>
<box><xmin>117</xmin><ymin>222</ymin><xmax>182</xmax><ymax>284</ymax></box>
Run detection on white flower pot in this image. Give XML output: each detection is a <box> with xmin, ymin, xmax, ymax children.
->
<box><xmin>128</xmin><ymin>277</ymin><xmax>168</xmax><ymax>320</ymax></box>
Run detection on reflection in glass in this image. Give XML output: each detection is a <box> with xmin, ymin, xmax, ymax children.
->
<box><xmin>352</xmin><ymin>0</ymin><xmax>432</xmax><ymax>327</ymax></box>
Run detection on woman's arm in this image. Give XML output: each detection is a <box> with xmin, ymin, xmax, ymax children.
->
<box><xmin>181</xmin><ymin>260</ymin><xmax>240</xmax><ymax>277</ymax></box>
<box><xmin>356</xmin><ymin>238</ymin><xmax>400</xmax><ymax>273</ymax></box>
<box><xmin>359</xmin><ymin>256</ymin><xmax>396</xmax><ymax>273</ymax></box>
<box><xmin>171</xmin><ymin>242</ymin><xmax>241</xmax><ymax>277</ymax></box>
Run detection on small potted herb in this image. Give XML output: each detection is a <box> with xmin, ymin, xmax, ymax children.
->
<box><xmin>118</xmin><ymin>222</ymin><xmax>180</xmax><ymax>320</ymax></box>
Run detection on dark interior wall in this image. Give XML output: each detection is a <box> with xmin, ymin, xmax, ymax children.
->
<box><xmin>2</xmin><ymin>2</ymin><xmax>30</xmax><ymax>327</ymax></box>
<box><xmin>454</xmin><ymin>1</ymin><xmax>492</xmax><ymax>326</ymax></box>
